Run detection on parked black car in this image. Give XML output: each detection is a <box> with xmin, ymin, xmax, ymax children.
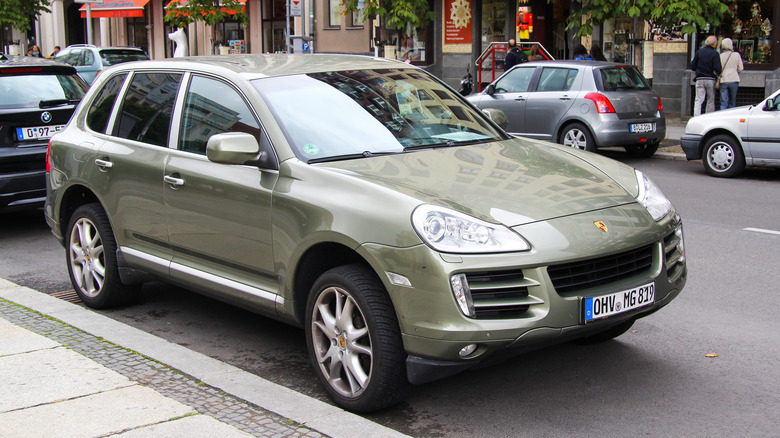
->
<box><xmin>0</xmin><ymin>54</ymin><xmax>89</xmax><ymax>209</ymax></box>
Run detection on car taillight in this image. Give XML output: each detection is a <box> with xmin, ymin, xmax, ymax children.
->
<box><xmin>584</xmin><ymin>92</ymin><xmax>615</xmax><ymax>113</ymax></box>
<box><xmin>46</xmin><ymin>139</ymin><xmax>51</xmax><ymax>172</ymax></box>
<box><xmin>658</xmin><ymin>97</ymin><xmax>664</xmax><ymax>112</ymax></box>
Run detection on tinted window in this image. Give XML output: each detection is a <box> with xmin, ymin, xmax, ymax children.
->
<box><xmin>598</xmin><ymin>66</ymin><xmax>650</xmax><ymax>91</ymax></box>
<box><xmin>494</xmin><ymin>67</ymin><xmax>535</xmax><ymax>93</ymax></box>
<box><xmin>0</xmin><ymin>71</ymin><xmax>88</xmax><ymax>109</ymax></box>
<box><xmin>86</xmin><ymin>73</ymin><xmax>128</xmax><ymax>133</ymax></box>
<box><xmin>537</xmin><ymin>68</ymin><xmax>578</xmax><ymax>92</ymax></box>
<box><xmin>179</xmin><ymin>76</ymin><xmax>260</xmax><ymax>155</ymax></box>
<box><xmin>114</xmin><ymin>72</ymin><xmax>182</xmax><ymax>147</ymax></box>
<box><xmin>82</xmin><ymin>49</ymin><xmax>94</xmax><ymax>67</ymax></box>
<box><xmin>99</xmin><ymin>49</ymin><xmax>149</xmax><ymax>66</ymax></box>
<box><xmin>54</xmin><ymin>49</ymin><xmax>78</xmax><ymax>66</ymax></box>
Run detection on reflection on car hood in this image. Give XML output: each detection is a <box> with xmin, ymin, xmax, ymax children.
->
<box><xmin>318</xmin><ymin>139</ymin><xmax>637</xmax><ymax>227</ymax></box>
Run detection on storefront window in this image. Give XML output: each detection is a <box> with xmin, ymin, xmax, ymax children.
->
<box><xmin>127</xmin><ymin>17</ymin><xmax>148</xmax><ymax>54</ymax></box>
<box><xmin>216</xmin><ymin>20</ymin><xmax>245</xmax><ymax>53</ymax></box>
<box><xmin>262</xmin><ymin>0</ymin><xmax>291</xmax><ymax>53</ymax></box>
<box><xmin>482</xmin><ymin>0</ymin><xmax>505</xmax><ymax>51</ymax></box>
<box><xmin>602</xmin><ymin>17</ymin><xmax>634</xmax><ymax>63</ymax></box>
<box><xmin>718</xmin><ymin>0</ymin><xmax>774</xmax><ymax>65</ymax></box>
<box><xmin>399</xmin><ymin>23</ymin><xmax>428</xmax><ymax>63</ymax></box>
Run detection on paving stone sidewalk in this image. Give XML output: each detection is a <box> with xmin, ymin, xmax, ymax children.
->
<box><xmin>0</xmin><ymin>280</ymin><xmax>409</xmax><ymax>438</ymax></box>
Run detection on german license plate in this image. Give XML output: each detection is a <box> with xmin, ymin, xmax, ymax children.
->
<box><xmin>584</xmin><ymin>282</ymin><xmax>655</xmax><ymax>323</ymax></box>
<box><xmin>629</xmin><ymin>123</ymin><xmax>654</xmax><ymax>133</ymax></box>
<box><xmin>16</xmin><ymin>124</ymin><xmax>66</xmax><ymax>141</ymax></box>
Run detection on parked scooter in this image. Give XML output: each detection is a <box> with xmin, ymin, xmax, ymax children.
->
<box><xmin>458</xmin><ymin>70</ymin><xmax>473</xmax><ymax>96</ymax></box>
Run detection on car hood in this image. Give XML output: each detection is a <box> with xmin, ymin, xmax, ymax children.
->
<box><xmin>684</xmin><ymin>104</ymin><xmax>754</xmax><ymax>133</ymax></box>
<box><xmin>316</xmin><ymin>139</ymin><xmax>639</xmax><ymax>227</ymax></box>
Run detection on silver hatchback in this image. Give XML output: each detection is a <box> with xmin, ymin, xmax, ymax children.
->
<box><xmin>467</xmin><ymin>60</ymin><xmax>665</xmax><ymax>158</ymax></box>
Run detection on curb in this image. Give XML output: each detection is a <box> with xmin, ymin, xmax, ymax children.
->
<box><xmin>0</xmin><ymin>278</ymin><xmax>410</xmax><ymax>438</ymax></box>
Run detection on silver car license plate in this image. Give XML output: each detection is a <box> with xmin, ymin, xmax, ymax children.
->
<box><xmin>629</xmin><ymin>123</ymin><xmax>654</xmax><ymax>133</ymax></box>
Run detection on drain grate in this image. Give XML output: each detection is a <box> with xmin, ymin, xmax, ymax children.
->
<box><xmin>51</xmin><ymin>290</ymin><xmax>82</xmax><ymax>304</ymax></box>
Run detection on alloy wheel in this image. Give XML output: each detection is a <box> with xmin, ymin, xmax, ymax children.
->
<box><xmin>69</xmin><ymin>217</ymin><xmax>106</xmax><ymax>297</ymax></box>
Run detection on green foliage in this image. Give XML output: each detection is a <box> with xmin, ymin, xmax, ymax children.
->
<box><xmin>341</xmin><ymin>0</ymin><xmax>435</xmax><ymax>32</ymax></box>
<box><xmin>164</xmin><ymin>0</ymin><xmax>249</xmax><ymax>29</ymax></box>
<box><xmin>552</xmin><ymin>0</ymin><xmax>733</xmax><ymax>37</ymax></box>
<box><xmin>0</xmin><ymin>0</ymin><xmax>51</xmax><ymax>33</ymax></box>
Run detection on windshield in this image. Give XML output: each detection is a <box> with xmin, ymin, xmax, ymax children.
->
<box><xmin>598</xmin><ymin>66</ymin><xmax>650</xmax><ymax>92</ymax></box>
<box><xmin>0</xmin><ymin>73</ymin><xmax>88</xmax><ymax>109</ymax></box>
<box><xmin>251</xmin><ymin>68</ymin><xmax>507</xmax><ymax>162</ymax></box>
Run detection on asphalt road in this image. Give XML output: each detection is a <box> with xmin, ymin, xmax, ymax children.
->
<box><xmin>2</xmin><ymin>155</ymin><xmax>779</xmax><ymax>437</ymax></box>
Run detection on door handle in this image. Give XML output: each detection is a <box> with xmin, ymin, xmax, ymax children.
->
<box><xmin>94</xmin><ymin>158</ymin><xmax>113</xmax><ymax>170</ymax></box>
<box><xmin>515</xmin><ymin>96</ymin><xmax>526</xmax><ymax>101</ymax></box>
<box><xmin>164</xmin><ymin>175</ymin><xmax>185</xmax><ymax>188</ymax></box>
<box><xmin>559</xmin><ymin>95</ymin><xmax>572</xmax><ymax>101</ymax></box>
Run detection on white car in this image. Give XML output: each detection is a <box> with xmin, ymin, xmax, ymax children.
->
<box><xmin>680</xmin><ymin>89</ymin><xmax>780</xmax><ymax>177</ymax></box>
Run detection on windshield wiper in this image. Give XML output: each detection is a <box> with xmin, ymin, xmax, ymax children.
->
<box><xmin>39</xmin><ymin>98</ymin><xmax>80</xmax><ymax>108</ymax></box>
<box><xmin>307</xmin><ymin>150</ymin><xmax>404</xmax><ymax>164</ymax></box>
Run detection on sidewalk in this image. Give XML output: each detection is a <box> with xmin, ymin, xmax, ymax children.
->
<box><xmin>0</xmin><ymin>278</ymin><xmax>409</xmax><ymax>438</ymax></box>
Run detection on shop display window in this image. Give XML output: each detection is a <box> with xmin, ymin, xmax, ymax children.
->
<box><xmin>718</xmin><ymin>0</ymin><xmax>774</xmax><ymax>65</ymax></box>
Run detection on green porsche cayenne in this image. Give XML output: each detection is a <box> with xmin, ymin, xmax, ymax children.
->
<box><xmin>44</xmin><ymin>54</ymin><xmax>686</xmax><ymax>412</ymax></box>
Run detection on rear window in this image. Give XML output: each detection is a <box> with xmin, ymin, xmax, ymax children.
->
<box><xmin>0</xmin><ymin>72</ymin><xmax>88</xmax><ymax>109</ymax></box>
<box><xmin>598</xmin><ymin>66</ymin><xmax>650</xmax><ymax>92</ymax></box>
<box><xmin>98</xmin><ymin>49</ymin><xmax>149</xmax><ymax>66</ymax></box>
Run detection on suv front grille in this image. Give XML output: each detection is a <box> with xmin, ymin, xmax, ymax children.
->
<box><xmin>547</xmin><ymin>244</ymin><xmax>653</xmax><ymax>295</ymax></box>
<box><xmin>465</xmin><ymin>271</ymin><xmax>542</xmax><ymax>319</ymax></box>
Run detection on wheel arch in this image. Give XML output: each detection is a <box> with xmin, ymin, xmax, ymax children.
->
<box><xmin>555</xmin><ymin>118</ymin><xmax>596</xmax><ymax>144</ymax></box>
<box><xmin>291</xmin><ymin>242</ymin><xmax>375</xmax><ymax>326</ymax></box>
<box><xmin>700</xmin><ymin>128</ymin><xmax>744</xmax><ymax>158</ymax></box>
<box><xmin>57</xmin><ymin>184</ymin><xmax>103</xmax><ymax>240</ymax></box>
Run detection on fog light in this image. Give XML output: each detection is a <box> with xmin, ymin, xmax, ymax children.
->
<box><xmin>459</xmin><ymin>344</ymin><xmax>478</xmax><ymax>357</ymax></box>
<box><xmin>450</xmin><ymin>274</ymin><xmax>475</xmax><ymax>318</ymax></box>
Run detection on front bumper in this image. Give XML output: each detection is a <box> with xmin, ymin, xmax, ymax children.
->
<box><xmin>360</xmin><ymin>205</ymin><xmax>687</xmax><ymax>384</ymax></box>
<box><xmin>680</xmin><ymin>134</ymin><xmax>704</xmax><ymax>160</ymax></box>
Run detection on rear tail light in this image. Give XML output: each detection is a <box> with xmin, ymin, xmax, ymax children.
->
<box><xmin>584</xmin><ymin>92</ymin><xmax>615</xmax><ymax>113</ymax></box>
<box><xmin>46</xmin><ymin>139</ymin><xmax>51</xmax><ymax>172</ymax></box>
<box><xmin>658</xmin><ymin>96</ymin><xmax>664</xmax><ymax>112</ymax></box>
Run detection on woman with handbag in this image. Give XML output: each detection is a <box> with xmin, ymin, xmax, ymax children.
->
<box><xmin>719</xmin><ymin>38</ymin><xmax>744</xmax><ymax>110</ymax></box>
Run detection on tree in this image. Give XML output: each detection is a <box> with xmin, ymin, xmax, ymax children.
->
<box><xmin>557</xmin><ymin>0</ymin><xmax>733</xmax><ymax>37</ymax></box>
<box><xmin>340</xmin><ymin>0</ymin><xmax>435</xmax><ymax>35</ymax></box>
<box><xmin>0</xmin><ymin>0</ymin><xmax>51</xmax><ymax>33</ymax></box>
<box><xmin>164</xmin><ymin>0</ymin><xmax>248</xmax><ymax>29</ymax></box>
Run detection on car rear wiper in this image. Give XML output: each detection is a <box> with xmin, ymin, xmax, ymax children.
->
<box><xmin>39</xmin><ymin>98</ymin><xmax>81</xmax><ymax>108</ymax></box>
<box><xmin>307</xmin><ymin>150</ymin><xmax>405</xmax><ymax>164</ymax></box>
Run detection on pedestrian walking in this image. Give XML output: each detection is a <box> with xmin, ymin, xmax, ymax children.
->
<box><xmin>504</xmin><ymin>39</ymin><xmax>528</xmax><ymax>70</ymax></box>
<box><xmin>718</xmin><ymin>38</ymin><xmax>743</xmax><ymax>110</ymax></box>
<box><xmin>691</xmin><ymin>35</ymin><xmax>722</xmax><ymax>116</ymax></box>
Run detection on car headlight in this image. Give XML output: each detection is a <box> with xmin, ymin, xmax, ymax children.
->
<box><xmin>412</xmin><ymin>205</ymin><xmax>530</xmax><ymax>253</ymax></box>
<box><xmin>635</xmin><ymin>170</ymin><xmax>671</xmax><ymax>221</ymax></box>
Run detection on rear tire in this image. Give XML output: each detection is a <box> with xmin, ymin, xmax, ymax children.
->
<box><xmin>624</xmin><ymin>142</ymin><xmax>659</xmax><ymax>158</ymax></box>
<box><xmin>65</xmin><ymin>203</ymin><xmax>137</xmax><ymax>308</ymax></box>
<box><xmin>305</xmin><ymin>264</ymin><xmax>408</xmax><ymax>413</ymax></box>
<box><xmin>702</xmin><ymin>134</ymin><xmax>745</xmax><ymax>177</ymax></box>
<box><xmin>560</xmin><ymin>123</ymin><xmax>597</xmax><ymax>152</ymax></box>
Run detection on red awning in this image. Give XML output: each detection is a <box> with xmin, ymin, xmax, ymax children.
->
<box><xmin>79</xmin><ymin>0</ymin><xmax>151</xmax><ymax>18</ymax></box>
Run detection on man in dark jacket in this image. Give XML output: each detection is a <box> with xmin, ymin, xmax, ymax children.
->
<box><xmin>504</xmin><ymin>39</ymin><xmax>528</xmax><ymax>71</ymax></box>
<box><xmin>691</xmin><ymin>35</ymin><xmax>722</xmax><ymax>116</ymax></box>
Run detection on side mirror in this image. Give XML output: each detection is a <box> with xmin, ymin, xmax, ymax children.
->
<box><xmin>206</xmin><ymin>132</ymin><xmax>261</xmax><ymax>165</ymax></box>
<box><xmin>482</xmin><ymin>108</ymin><xmax>509</xmax><ymax>130</ymax></box>
<box><xmin>486</xmin><ymin>83</ymin><xmax>496</xmax><ymax>96</ymax></box>
<box><xmin>764</xmin><ymin>98</ymin><xmax>780</xmax><ymax>111</ymax></box>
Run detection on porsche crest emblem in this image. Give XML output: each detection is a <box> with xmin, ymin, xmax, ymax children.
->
<box><xmin>594</xmin><ymin>221</ymin><xmax>608</xmax><ymax>232</ymax></box>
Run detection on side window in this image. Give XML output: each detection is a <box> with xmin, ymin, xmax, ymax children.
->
<box><xmin>179</xmin><ymin>75</ymin><xmax>261</xmax><ymax>155</ymax></box>
<box><xmin>58</xmin><ymin>49</ymin><xmax>78</xmax><ymax>66</ymax></box>
<box><xmin>86</xmin><ymin>73</ymin><xmax>128</xmax><ymax>133</ymax></box>
<box><xmin>494</xmin><ymin>67</ymin><xmax>535</xmax><ymax>93</ymax></box>
<box><xmin>537</xmin><ymin>68</ymin><xmax>578</xmax><ymax>92</ymax></box>
<box><xmin>114</xmin><ymin>72</ymin><xmax>182</xmax><ymax>147</ymax></box>
<box><xmin>82</xmin><ymin>49</ymin><xmax>94</xmax><ymax>67</ymax></box>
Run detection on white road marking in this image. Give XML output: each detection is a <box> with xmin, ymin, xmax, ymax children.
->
<box><xmin>743</xmin><ymin>228</ymin><xmax>780</xmax><ymax>236</ymax></box>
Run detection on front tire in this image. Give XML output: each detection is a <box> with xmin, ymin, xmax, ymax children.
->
<box><xmin>702</xmin><ymin>134</ymin><xmax>745</xmax><ymax>177</ymax></box>
<box><xmin>65</xmin><ymin>203</ymin><xmax>137</xmax><ymax>308</ymax></box>
<box><xmin>560</xmin><ymin>123</ymin><xmax>596</xmax><ymax>152</ymax></box>
<box><xmin>305</xmin><ymin>265</ymin><xmax>408</xmax><ymax>413</ymax></box>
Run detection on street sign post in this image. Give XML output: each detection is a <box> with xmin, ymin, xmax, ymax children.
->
<box><xmin>74</xmin><ymin>0</ymin><xmax>104</xmax><ymax>45</ymax></box>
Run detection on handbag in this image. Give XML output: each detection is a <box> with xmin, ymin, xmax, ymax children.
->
<box><xmin>717</xmin><ymin>52</ymin><xmax>734</xmax><ymax>89</ymax></box>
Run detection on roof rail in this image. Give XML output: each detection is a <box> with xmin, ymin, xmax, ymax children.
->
<box><xmin>66</xmin><ymin>44</ymin><xmax>97</xmax><ymax>48</ymax></box>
